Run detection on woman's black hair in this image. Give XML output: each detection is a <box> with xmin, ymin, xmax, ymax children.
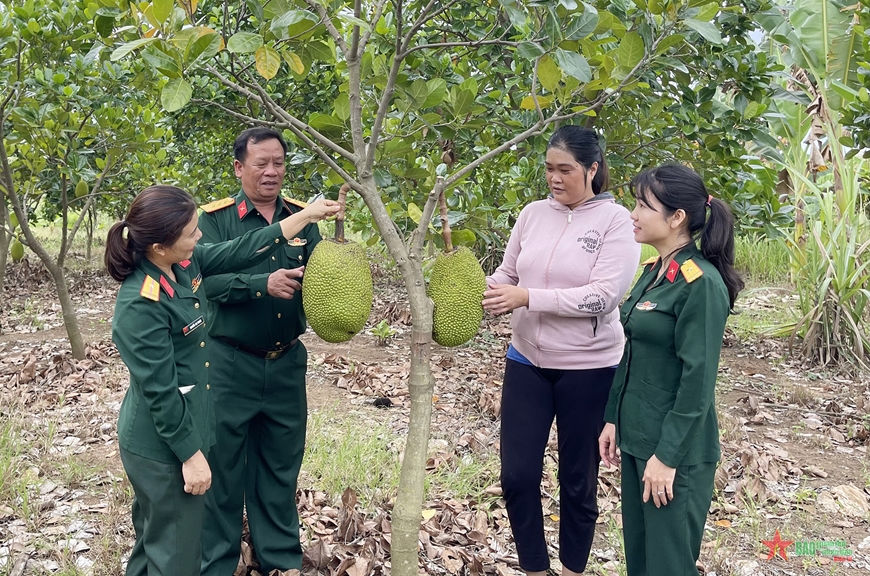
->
<box><xmin>104</xmin><ymin>185</ymin><xmax>197</xmax><ymax>281</ymax></box>
<box><xmin>631</xmin><ymin>164</ymin><xmax>744</xmax><ymax>308</ymax></box>
<box><xmin>547</xmin><ymin>125</ymin><xmax>610</xmax><ymax>194</ymax></box>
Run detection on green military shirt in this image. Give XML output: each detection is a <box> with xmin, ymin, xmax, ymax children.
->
<box><xmin>112</xmin><ymin>223</ymin><xmax>287</xmax><ymax>464</ymax></box>
<box><xmin>603</xmin><ymin>244</ymin><xmax>729</xmax><ymax>468</ymax></box>
<box><xmin>197</xmin><ymin>191</ymin><xmax>322</xmax><ymax>349</ymax></box>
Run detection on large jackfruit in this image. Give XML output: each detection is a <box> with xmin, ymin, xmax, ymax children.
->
<box><xmin>302</xmin><ymin>239</ymin><xmax>373</xmax><ymax>343</ymax></box>
<box><xmin>10</xmin><ymin>240</ymin><xmax>24</xmax><ymax>262</ymax></box>
<box><xmin>428</xmin><ymin>246</ymin><xmax>486</xmax><ymax>347</ymax></box>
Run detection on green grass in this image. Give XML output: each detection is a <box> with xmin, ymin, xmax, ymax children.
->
<box><xmin>302</xmin><ymin>406</ymin><xmax>502</xmax><ymax>509</ymax></box>
<box><xmin>302</xmin><ymin>407</ymin><xmax>402</xmax><ymax>509</ymax></box>
<box><xmin>734</xmin><ymin>233</ymin><xmax>791</xmax><ymax>286</ymax></box>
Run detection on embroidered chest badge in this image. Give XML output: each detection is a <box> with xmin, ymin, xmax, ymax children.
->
<box><xmin>182</xmin><ymin>316</ymin><xmax>205</xmax><ymax>336</ymax></box>
<box><xmin>191</xmin><ymin>273</ymin><xmax>203</xmax><ymax>293</ymax></box>
<box><xmin>288</xmin><ymin>237</ymin><xmax>307</xmax><ymax>246</ymax></box>
<box><xmin>635</xmin><ymin>300</ymin><xmax>657</xmax><ymax>311</ymax></box>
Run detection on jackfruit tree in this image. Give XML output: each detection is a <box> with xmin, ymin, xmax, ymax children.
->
<box><xmin>110</xmin><ymin>0</ymin><xmax>779</xmax><ymax>572</ymax></box>
<box><xmin>0</xmin><ymin>0</ymin><xmax>169</xmax><ymax>358</ymax></box>
<box><xmin>303</xmin><ymin>184</ymin><xmax>374</xmax><ymax>343</ymax></box>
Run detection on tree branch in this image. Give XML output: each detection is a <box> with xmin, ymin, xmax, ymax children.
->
<box><xmin>204</xmin><ymin>66</ymin><xmax>357</xmax><ymax>162</ymax></box>
<box><xmin>358</xmin><ymin>0</ymin><xmax>391</xmax><ymax>54</ymax></box>
<box><xmin>364</xmin><ymin>0</ymin><xmax>405</xmax><ymax>174</ymax></box>
<box><xmin>399</xmin><ymin>39</ymin><xmax>519</xmax><ymax>59</ymax></box>
<box><xmin>304</xmin><ymin>0</ymin><xmax>350</xmax><ymax>55</ymax></box>
<box><xmin>409</xmin><ymin>178</ymin><xmax>444</xmax><ymax>260</ymax></box>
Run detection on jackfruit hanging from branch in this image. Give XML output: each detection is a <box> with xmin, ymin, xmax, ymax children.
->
<box><xmin>427</xmin><ymin>191</ymin><xmax>486</xmax><ymax>347</ymax></box>
<box><xmin>302</xmin><ymin>184</ymin><xmax>374</xmax><ymax>343</ymax></box>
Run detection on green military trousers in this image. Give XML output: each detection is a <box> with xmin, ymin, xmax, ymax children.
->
<box><xmin>201</xmin><ymin>340</ymin><xmax>308</xmax><ymax>576</ymax></box>
<box><xmin>120</xmin><ymin>448</ymin><xmax>206</xmax><ymax>576</ymax></box>
<box><xmin>620</xmin><ymin>454</ymin><xmax>717</xmax><ymax>576</ymax></box>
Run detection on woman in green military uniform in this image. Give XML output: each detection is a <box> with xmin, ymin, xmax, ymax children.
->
<box><xmin>598</xmin><ymin>165</ymin><xmax>743</xmax><ymax>576</ymax></box>
<box><xmin>104</xmin><ymin>186</ymin><xmax>337</xmax><ymax>576</ymax></box>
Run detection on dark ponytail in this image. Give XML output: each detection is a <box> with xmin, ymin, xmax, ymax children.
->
<box><xmin>631</xmin><ymin>164</ymin><xmax>744</xmax><ymax>308</ymax></box>
<box><xmin>547</xmin><ymin>125</ymin><xmax>610</xmax><ymax>194</ymax></box>
<box><xmin>104</xmin><ymin>185</ymin><xmax>197</xmax><ymax>282</ymax></box>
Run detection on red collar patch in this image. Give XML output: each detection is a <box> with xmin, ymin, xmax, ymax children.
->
<box><xmin>179</xmin><ymin>260</ymin><xmax>191</xmax><ymax>269</ymax></box>
<box><xmin>237</xmin><ymin>200</ymin><xmax>248</xmax><ymax>219</ymax></box>
<box><xmin>159</xmin><ymin>276</ymin><xmax>175</xmax><ymax>298</ymax></box>
<box><xmin>666</xmin><ymin>259</ymin><xmax>680</xmax><ymax>282</ymax></box>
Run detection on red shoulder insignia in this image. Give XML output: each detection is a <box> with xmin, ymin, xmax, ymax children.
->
<box><xmin>201</xmin><ymin>197</ymin><xmax>235</xmax><ymax>213</ymax></box>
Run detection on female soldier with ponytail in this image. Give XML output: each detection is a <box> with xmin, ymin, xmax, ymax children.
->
<box><xmin>104</xmin><ymin>185</ymin><xmax>338</xmax><ymax>576</ymax></box>
<box><xmin>598</xmin><ymin>164</ymin><xmax>743</xmax><ymax>576</ymax></box>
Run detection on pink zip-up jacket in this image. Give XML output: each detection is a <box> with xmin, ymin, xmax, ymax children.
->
<box><xmin>487</xmin><ymin>193</ymin><xmax>640</xmax><ymax>370</ymax></box>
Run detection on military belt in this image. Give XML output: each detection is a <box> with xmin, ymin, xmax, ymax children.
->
<box><xmin>216</xmin><ymin>336</ymin><xmax>298</xmax><ymax>360</ymax></box>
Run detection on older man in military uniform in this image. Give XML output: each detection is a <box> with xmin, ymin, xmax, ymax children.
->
<box><xmin>198</xmin><ymin>127</ymin><xmax>321</xmax><ymax>575</ymax></box>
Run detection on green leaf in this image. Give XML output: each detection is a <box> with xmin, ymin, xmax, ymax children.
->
<box><xmin>654</xmin><ymin>34</ymin><xmax>684</xmax><ymax>56</ymax></box>
<box><xmin>423</xmin><ymin>78</ymin><xmax>447</xmax><ymax>108</ymax></box>
<box><xmin>95</xmin><ymin>15</ymin><xmax>114</xmax><ymax>38</ymax></box>
<box><xmin>459</xmin><ymin>77</ymin><xmax>479</xmax><ymax>97</ymax></box>
<box><xmin>404</xmin><ymin>166</ymin><xmax>430</xmax><ymax>179</ymax></box>
<box><xmin>161</xmin><ymin>78</ymin><xmax>192</xmax><ymax>112</ymax></box>
<box><xmin>308</xmin><ymin>113</ymin><xmax>345</xmax><ymax>134</ymax></box>
<box><xmin>333</xmin><ymin>93</ymin><xmax>350</xmax><ymax>121</ymax></box>
<box><xmin>565</xmin><ymin>4</ymin><xmax>598</xmax><ymax>40</ymax></box>
<box><xmin>616</xmin><ymin>31</ymin><xmax>644</xmax><ymax>70</ymax></box>
<box><xmin>407</xmin><ymin>202</ymin><xmax>423</xmax><ymax>224</ymax></box>
<box><xmin>255</xmin><ymin>45</ymin><xmax>281</xmax><ymax>79</ymax></box>
<box><xmin>694</xmin><ymin>2</ymin><xmax>719</xmax><ymax>21</ymax></box>
<box><xmin>153</xmin><ymin>0</ymin><xmax>174</xmax><ymax>23</ymax></box>
<box><xmin>538</xmin><ymin>54</ymin><xmax>561</xmax><ymax>92</ymax></box>
<box><xmin>450</xmin><ymin>88</ymin><xmax>475</xmax><ymax>116</ymax></box>
<box><xmin>271</xmin><ymin>9</ymin><xmax>316</xmax><ymax>31</ymax></box>
<box><xmin>554</xmin><ymin>48</ymin><xmax>591</xmax><ymax>82</ymax></box>
<box><xmin>227</xmin><ymin>32</ymin><xmax>263</xmax><ymax>54</ymax></box>
<box><xmin>186</xmin><ymin>31</ymin><xmax>222</xmax><ymax>66</ymax></box>
<box><xmin>142</xmin><ymin>44</ymin><xmax>182</xmax><ymax>78</ymax></box>
<box><xmin>337</xmin><ymin>11</ymin><xmax>371</xmax><ymax>31</ymax></box>
<box><xmin>516</xmin><ymin>41</ymin><xmax>546</xmax><ymax>59</ymax></box>
<box><xmin>451</xmin><ymin>229</ymin><xmax>476</xmax><ymax>247</ymax></box>
<box><xmin>405</xmin><ymin>79</ymin><xmax>428</xmax><ymax>108</ymax></box>
<box><xmin>305</xmin><ymin>40</ymin><xmax>333</xmax><ymax>62</ymax></box>
<box><xmin>110</xmin><ymin>37</ymin><xmax>158</xmax><ymax>61</ymax></box>
<box><xmin>683</xmin><ymin>19</ymin><xmax>722</xmax><ymax>44</ymax></box>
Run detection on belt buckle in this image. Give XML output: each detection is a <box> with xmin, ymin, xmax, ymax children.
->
<box><xmin>265</xmin><ymin>350</ymin><xmax>281</xmax><ymax>360</ymax></box>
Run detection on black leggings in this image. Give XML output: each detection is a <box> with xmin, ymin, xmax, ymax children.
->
<box><xmin>500</xmin><ymin>359</ymin><xmax>616</xmax><ymax>573</ymax></box>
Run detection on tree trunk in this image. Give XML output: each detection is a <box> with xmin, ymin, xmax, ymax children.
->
<box><xmin>354</xmin><ymin>176</ymin><xmax>440</xmax><ymax>576</ymax></box>
<box><xmin>0</xmin><ymin>196</ymin><xmax>11</xmax><ymax>297</ymax></box>
<box><xmin>45</xmin><ymin>259</ymin><xmax>86</xmax><ymax>359</ymax></box>
<box><xmin>85</xmin><ymin>204</ymin><xmax>94</xmax><ymax>262</ymax></box>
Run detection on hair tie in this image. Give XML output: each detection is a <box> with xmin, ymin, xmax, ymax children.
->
<box><xmin>706</xmin><ymin>195</ymin><xmax>712</xmax><ymax>207</ymax></box>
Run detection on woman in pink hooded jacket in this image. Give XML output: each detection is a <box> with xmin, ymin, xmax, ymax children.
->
<box><xmin>483</xmin><ymin>126</ymin><xmax>640</xmax><ymax>576</ymax></box>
